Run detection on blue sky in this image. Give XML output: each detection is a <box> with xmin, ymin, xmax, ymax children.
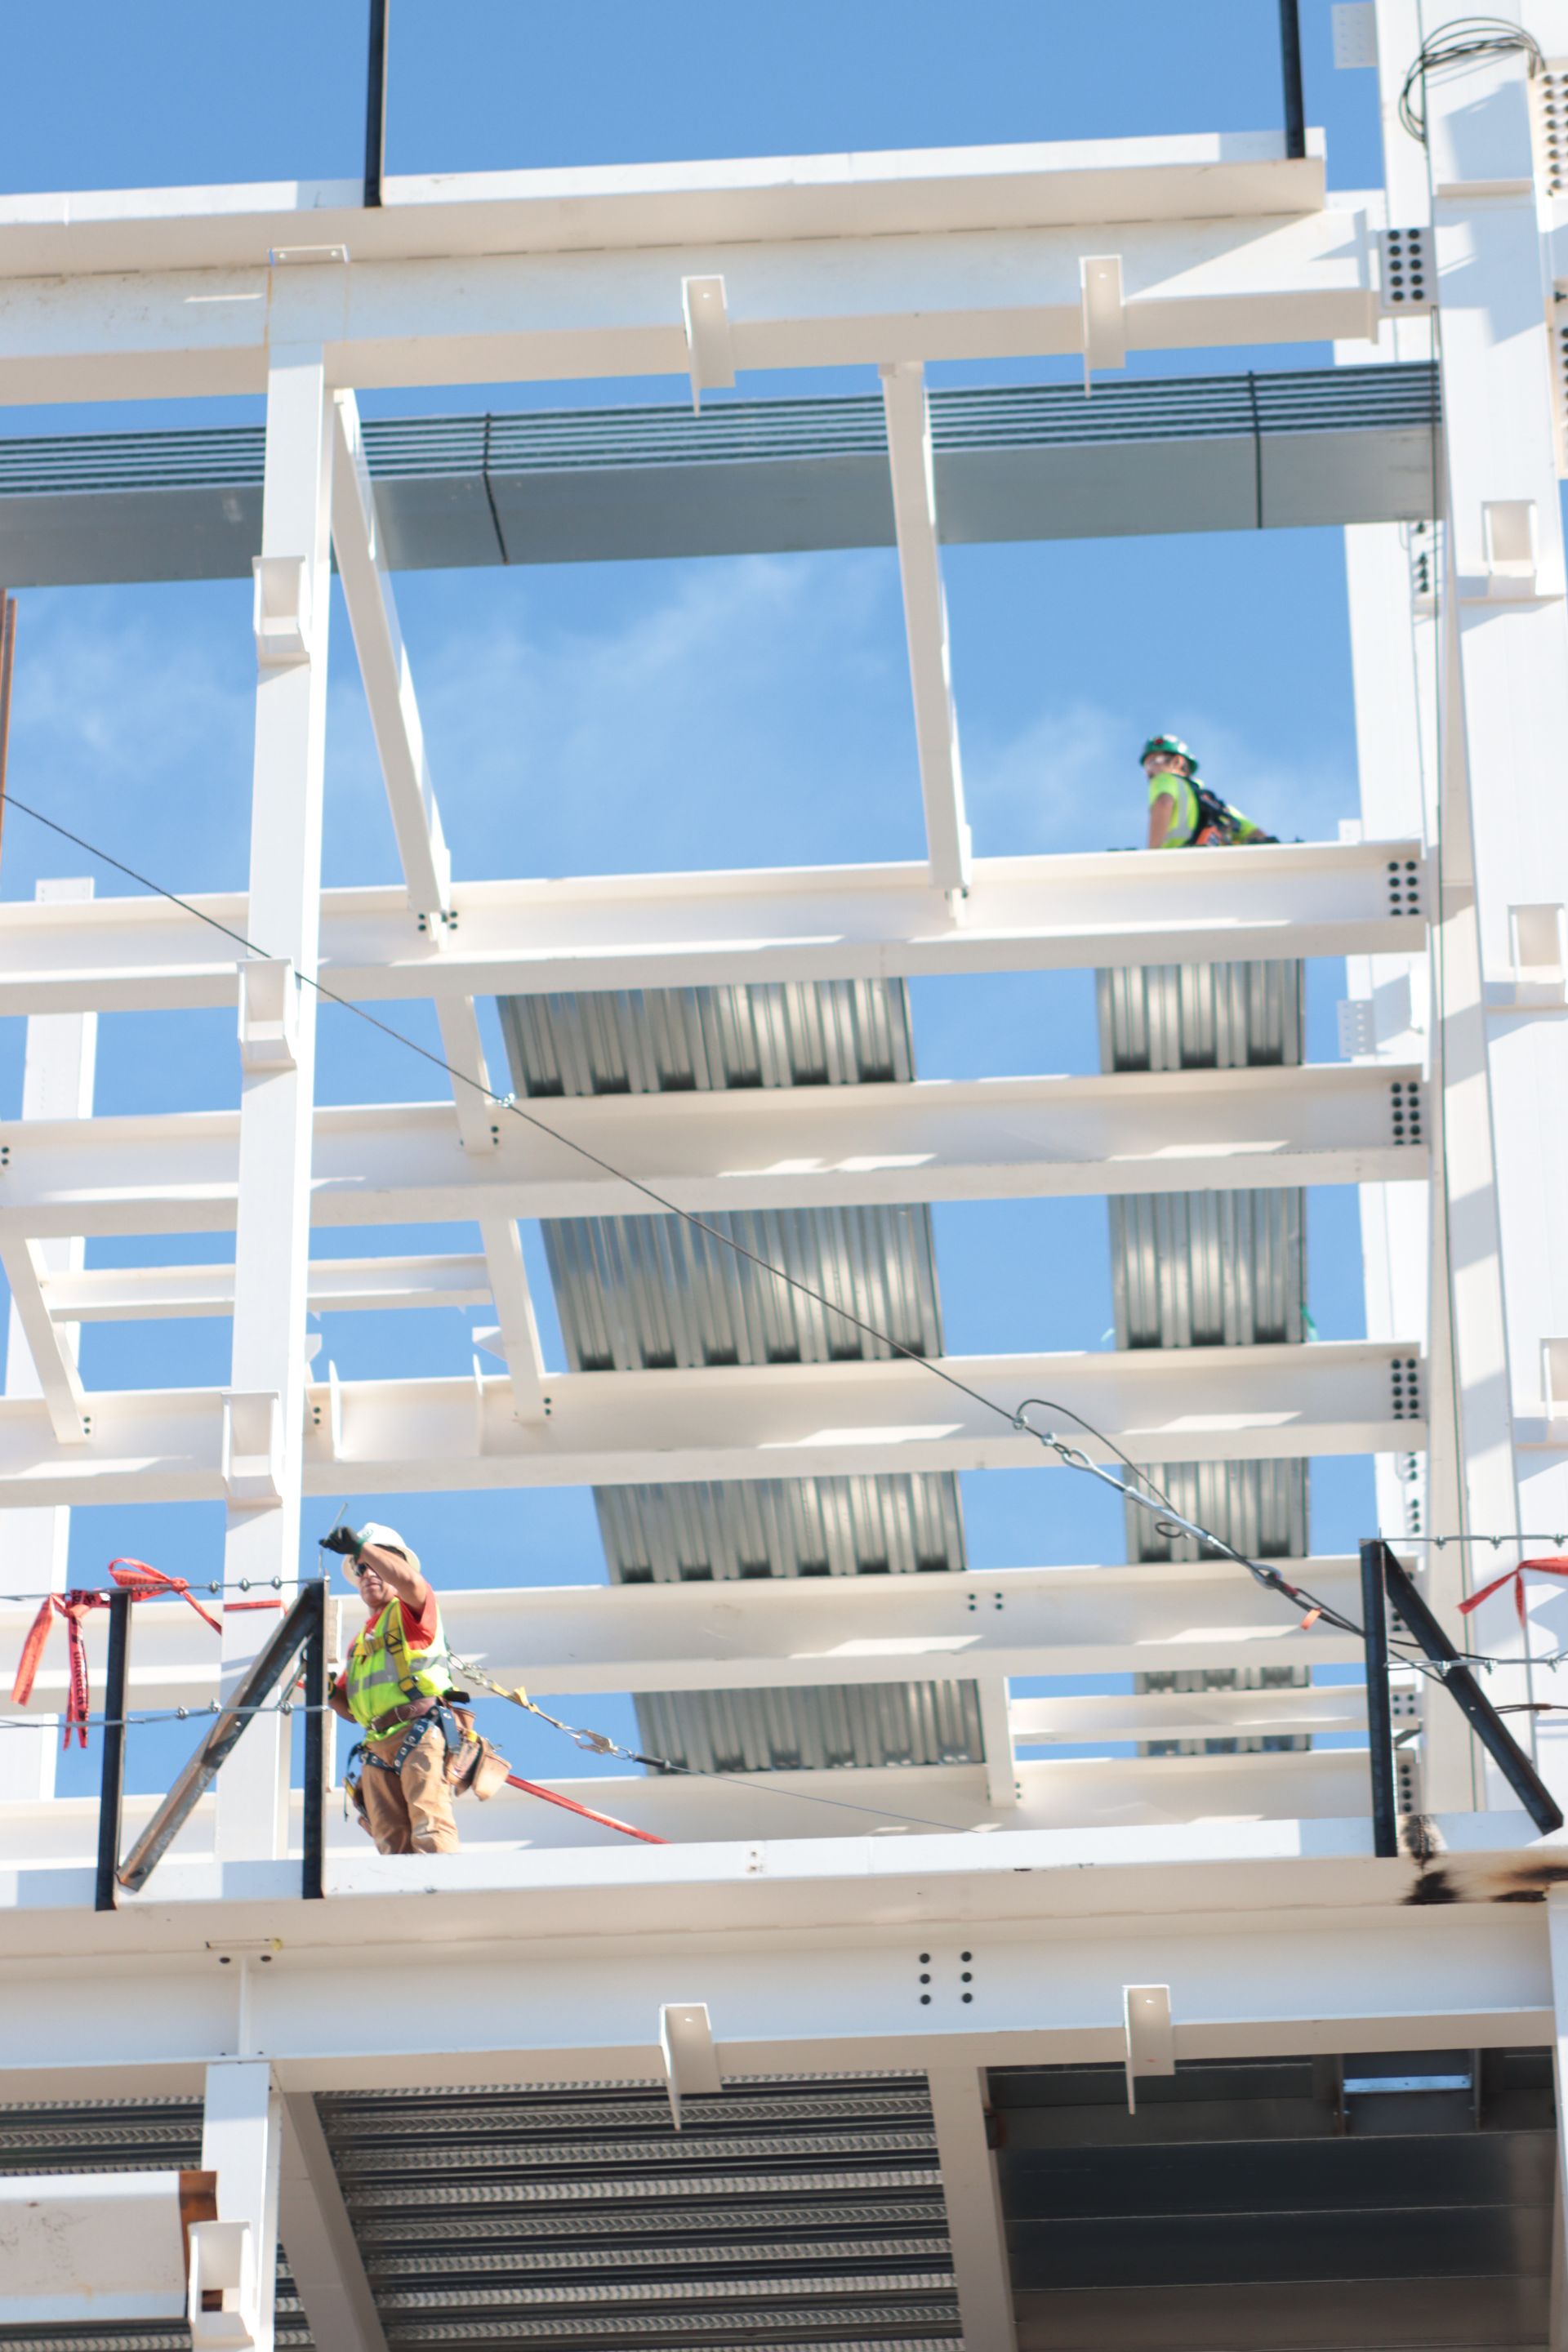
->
<box><xmin>0</xmin><ymin>3</ymin><xmax>1404</xmax><ymax>1788</ymax></box>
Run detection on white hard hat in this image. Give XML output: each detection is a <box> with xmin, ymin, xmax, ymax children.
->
<box><xmin>359</xmin><ymin>1521</ymin><xmax>411</xmax><ymax>1559</ymax></box>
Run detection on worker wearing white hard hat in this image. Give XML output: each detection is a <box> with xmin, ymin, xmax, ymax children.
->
<box><xmin>323</xmin><ymin>1520</ymin><xmax>470</xmax><ymax>1855</ymax></box>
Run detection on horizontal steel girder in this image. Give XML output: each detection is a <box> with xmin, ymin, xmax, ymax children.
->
<box><xmin>0</xmin><ymin>841</ymin><xmax>1428</xmax><ymax>1015</ymax></box>
<box><xmin>0</xmin><ymin>194</ymin><xmax>1365</xmax><ymax>407</ymax></box>
<box><xmin>0</xmin><ymin>1835</ymin><xmax>1548</xmax><ymax>2095</ymax></box>
<box><xmin>0</xmin><ymin>1559</ymin><xmax>1365</xmax><ymax>1714</ymax></box>
<box><xmin>0</xmin><ymin>1342</ymin><xmax>1423</xmax><ymax>1503</ymax></box>
<box><xmin>0</xmin><ymin>1063</ymin><xmax>1427</xmax><ymax>1244</ymax></box>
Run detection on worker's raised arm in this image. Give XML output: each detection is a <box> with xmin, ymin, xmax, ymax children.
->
<box><xmin>357</xmin><ymin>1539</ymin><xmax>430</xmax><ymax>1611</ymax></box>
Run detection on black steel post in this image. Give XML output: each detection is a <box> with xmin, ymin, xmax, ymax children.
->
<box><xmin>1360</xmin><ymin>1539</ymin><xmax>1400</xmax><ymax>1856</ymax></box>
<box><xmin>364</xmin><ymin>0</ymin><xmax>390</xmax><ymax>209</ymax></box>
<box><xmin>1377</xmin><ymin>1542</ymin><xmax>1566</xmax><ymax>1838</ymax></box>
<box><xmin>301</xmin><ymin>1582</ymin><xmax>327</xmax><ymax>1901</ymax></box>
<box><xmin>1280</xmin><ymin>0</ymin><xmax>1307</xmax><ymax>160</ymax></box>
<box><xmin>95</xmin><ymin>1590</ymin><xmax>132</xmax><ymax>1913</ymax></box>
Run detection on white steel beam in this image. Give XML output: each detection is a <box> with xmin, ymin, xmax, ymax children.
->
<box><xmin>0</xmin><ymin>882</ymin><xmax>96</xmax><ymax>1802</ymax></box>
<box><xmin>0</xmin><ymin>137</ymin><xmax>1328</xmax><ymax>283</ymax></box>
<box><xmin>0</xmin><ymin>197</ymin><xmax>1368</xmax><ymax>410</ymax></box>
<box><xmin>0</xmin><ymin>1341</ymin><xmax>1422</xmax><ymax>1506</ymax></box>
<box><xmin>0</xmin><ymin>1061</ymin><xmax>1428</xmax><ymax>1245</ymax></box>
<box><xmin>0</xmin><ymin>1558</ymin><xmax>1364</xmax><ymax>1719</ymax></box>
<box><xmin>219</xmin><ymin>336</ymin><xmax>333</xmax><ymax>1866</ymax></box>
<box><xmin>976</xmin><ymin>1680</ymin><xmax>1018</xmax><ymax>1811</ymax></box>
<box><xmin>0</xmin><ymin>1859</ymin><xmax>1549</xmax><ymax>2094</ymax></box>
<box><xmin>329</xmin><ymin>391</ymin><xmax>452</xmax><ymax>923</ymax></box>
<box><xmin>880</xmin><ymin>360</ymin><xmax>970</xmax><ymax>895</ymax></box>
<box><xmin>1010</xmin><ymin>1682</ymin><xmax>1372</xmax><ymax>1744</ymax></box>
<box><xmin>0</xmin><ymin>839</ymin><xmax>1428</xmax><ymax>1016</ymax></box>
<box><xmin>278</xmin><ymin>2091</ymin><xmax>388</xmax><ymax>2352</ymax></box>
<box><xmin>42</xmin><ymin>1254</ymin><xmax>492</xmax><ymax>1320</ymax></box>
<box><xmin>926</xmin><ymin>2068</ymin><xmax>1017</xmax><ymax>2352</ymax></box>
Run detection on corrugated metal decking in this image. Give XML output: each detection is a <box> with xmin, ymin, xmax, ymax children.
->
<box><xmin>318</xmin><ymin>2073</ymin><xmax>961</xmax><ymax>2352</ymax></box>
<box><xmin>1098</xmin><ymin>957</ymin><xmax>1311</xmax><ymax>1754</ymax></box>
<box><xmin>0</xmin><ymin>364</ymin><xmax>1440</xmax><ymax>585</ymax></box>
<box><xmin>498</xmin><ymin>982</ymin><xmax>984</xmax><ymax>1778</ymax></box>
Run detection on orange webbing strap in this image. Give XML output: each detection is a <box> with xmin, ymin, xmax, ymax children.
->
<box><xmin>11</xmin><ymin>1591</ymin><xmax>107</xmax><ymax>1747</ymax></box>
<box><xmin>107</xmin><ymin>1558</ymin><xmax>222</xmax><ymax>1634</ymax></box>
<box><xmin>1458</xmin><ymin>1555</ymin><xmax>1568</xmax><ymax>1630</ymax></box>
<box><xmin>503</xmin><ymin>1773</ymin><xmax>665</xmax><ymax>1844</ymax></box>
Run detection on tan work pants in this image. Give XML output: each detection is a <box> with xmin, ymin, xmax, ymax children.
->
<box><xmin>358</xmin><ymin>1721</ymin><xmax>461</xmax><ymax>1855</ymax></box>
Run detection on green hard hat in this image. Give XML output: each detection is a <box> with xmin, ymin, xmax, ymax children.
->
<box><xmin>1141</xmin><ymin>733</ymin><xmax>1199</xmax><ymax>775</ymax></box>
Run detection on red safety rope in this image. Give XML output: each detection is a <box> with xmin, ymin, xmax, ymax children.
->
<box><xmin>1458</xmin><ymin>1555</ymin><xmax>1568</xmax><ymax>1631</ymax></box>
<box><xmin>504</xmin><ymin>1773</ymin><xmax>666</xmax><ymax>1845</ymax></box>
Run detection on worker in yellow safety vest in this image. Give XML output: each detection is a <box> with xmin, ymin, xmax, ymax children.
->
<box><xmin>323</xmin><ymin>1521</ymin><xmax>473</xmax><ymax>1855</ymax></box>
<box><xmin>1143</xmin><ymin>733</ymin><xmax>1276</xmax><ymax>849</ymax></box>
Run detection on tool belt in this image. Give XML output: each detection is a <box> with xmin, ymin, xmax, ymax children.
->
<box><xmin>345</xmin><ymin>1696</ymin><xmax>511</xmax><ymax>1827</ymax></box>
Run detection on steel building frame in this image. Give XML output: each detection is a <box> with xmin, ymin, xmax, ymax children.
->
<box><xmin>11</xmin><ymin>7</ymin><xmax>1568</xmax><ymax>2345</ymax></box>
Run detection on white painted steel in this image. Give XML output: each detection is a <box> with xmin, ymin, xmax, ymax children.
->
<box><xmin>0</xmin><ymin>1062</ymin><xmax>1428</xmax><ymax>1245</ymax></box>
<box><xmin>42</xmin><ymin>1254</ymin><xmax>493</xmax><ymax>1320</ymax></box>
<box><xmin>0</xmin><ymin>881</ymin><xmax>95</xmax><ymax>1801</ymax></box>
<box><xmin>0</xmin><ymin>2171</ymin><xmax>189</xmax><ymax>2323</ymax></box>
<box><xmin>0</xmin><ymin>174</ymin><xmax>1366</xmax><ymax>409</ymax></box>
<box><xmin>880</xmin><ymin>359</ymin><xmax>971</xmax><ymax>894</ymax></box>
<box><xmin>278</xmin><ymin>2091</ymin><xmax>388</xmax><ymax>2352</ymax></box>
<box><xmin>1010</xmin><ymin>1682</ymin><xmax>1369</xmax><ymax>1744</ymax></box>
<box><xmin>0</xmin><ymin>840</ymin><xmax>1428</xmax><ymax>1014</ymax></box>
<box><xmin>217</xmin><ymin>339</ymin><xmax>332</xmax><ymax>1867</ymax></box>
<box><xmin>328</xmin><ymin>391</ymin><xmax>452</xmax><ymax>921</ymax></box>
<box><xmin>0</xmin><ymin>1829</ymin><xmax>1552</xmax><ymax>2096</ymax></box>
<box><xmin>0</xmin><ymin>1341</ymin><xmax>1421</xmax><ymax>1504</ymax></box>
<box><xmin>0</xmin><ymin>1558</ymin><xmax>1364</xmax><ymax>1719</ymax></box>
<box><xmin>203</xmin><ymin>2062</ymin><xmax>278</xmax><ymax>2352</ymax></box>
<box><xmin>926</xmin><ymin>2068</ymin><xmax>1017</xmax><ymax>2352</ymax></box>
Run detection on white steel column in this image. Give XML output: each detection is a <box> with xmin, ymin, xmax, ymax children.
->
<box><xmin>203</xmin><ymin>2060</ymin><xmax>282</xmax><ymax>2352</ymax></box>
<box><xmin>926</xmin><ymin>2066</ymin><xmax>1016</xmax><ymax>2352</ymax></box>
<box><xmin>217</xmin><ymin>340</ymin><xmax>333</xmax><ymax>1863</ymax></box>
<box><xmin>1424</xmin><ymin>38</ymin><xmax>1568</xmax><ymax>1799</ymax></box>
<box><xmin>0</xmin><ymin>879</ymin><xmax>95</xmax><ymax>1801</ymax></box>
<box><xmin>880</xmin><ymin>360</ymin><xmax>971</xmax><ymax>898</ymax></box>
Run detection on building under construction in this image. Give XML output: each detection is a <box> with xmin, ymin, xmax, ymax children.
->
<box><xmin>6</xmin><ymin>4</ymin><xmax>1568</xmax><ymax>2347</ymax></box>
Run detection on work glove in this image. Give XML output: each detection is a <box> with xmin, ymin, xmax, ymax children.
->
<box><xmin>319</xmin><ymin>1525</ymin><xmax>363</xmax><ymax>1557</ymax></box>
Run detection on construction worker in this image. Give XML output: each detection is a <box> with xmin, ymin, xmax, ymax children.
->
<box><xmin>1143</xmin><ymin>733</ymin><xmax>1276</xmax><ymax>849</ymax></box>
<box><xmin>322</xmin><ymin>1521</ymin><xmax>466</xmax><ymax>1855</ymax></box>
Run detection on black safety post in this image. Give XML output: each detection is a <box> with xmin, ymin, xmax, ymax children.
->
<box><xmin>1360</xmin><ymin>1539</ymin><xmax>1400</xmax><ymax>1857</ymax></box>
<box><xmin>301</xmin><ymin>1581</ymin><xmax>327</xmax><ymax>1901</ymax></box>
<box><xmin>95</xmin><ymin>1589</ymin><xmax>132</xmax><ymax>1913</ymax></box>
<box><xmin>364</xmin><ymin>0</ymin><xmax>390</xmax><ymax>209</ymax></box>
<box><xmin>1376</xmin><ymin>1541</ymin><xmax>1566</xmax><ymax>1838</ymax></box>
<box><xmin>1280</xmin><ymin>0</ymin><xmax>1307</xmax><ymax>160</ymax></box>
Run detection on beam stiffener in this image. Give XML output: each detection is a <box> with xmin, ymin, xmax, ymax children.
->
<box><xmin>219</xmin><ymin>336</ymin><xmax>333</xmax><ymax>1866</ymax></box>
<box><xmin>927</xmin><ymin>2066</ymin><xmax>1017</xmax><ymax>2352</ymax></box>
<box><xmin>0</xmin><ymin>880</ymin><xmax>96</xmax><ymax>1799</ymax></box>
<box><xmin>880</xmin><ymin>360</ymin><xmax>971</xmax><ymax>894</ymax></box>
<box><xmin>278</xmin><ymin>2091</ymin><xmax>388</xmax><ymax>2352</ymax></box>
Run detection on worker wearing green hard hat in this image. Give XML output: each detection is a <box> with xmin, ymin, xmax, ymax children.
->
<box><xmin>1143</xmin><ymin>733</ymin><xmax>1276</xmax><ymax>850</ymax></box>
